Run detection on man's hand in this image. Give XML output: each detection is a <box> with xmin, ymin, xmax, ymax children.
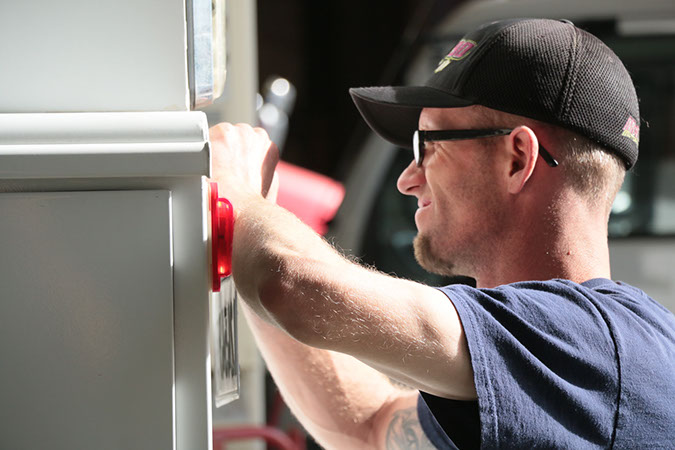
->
<box><xmin>209</xmin><ymin>123</ymin><xmax>280</xmax><ymax>205</ymax></box>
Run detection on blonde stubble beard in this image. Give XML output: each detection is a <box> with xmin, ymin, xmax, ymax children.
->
<box><xmin>413</xmin><ymin>211</ymin><xmax>505</xmax><ymax>282</ymax></box>
<box><xmin>413</xmin><ymin>233</ymin><xmax>461</xmax><ymax>278</ymax></box>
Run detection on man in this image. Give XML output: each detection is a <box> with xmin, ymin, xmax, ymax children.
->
<box><xmin>211</xmin><ymin>19</ymin><xmax>675</xmax><ymax>449</ymax></box>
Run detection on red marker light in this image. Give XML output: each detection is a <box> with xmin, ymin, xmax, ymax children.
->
<box><xmin>210</xmin><ymin>182</ymin><xmax>234</xmax><ymax>292</ymax></box>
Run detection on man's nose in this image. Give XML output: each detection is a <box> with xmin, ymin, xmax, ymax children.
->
<box><xmin>396</xmin><ymin>158</ymin><xmax>424</xmax><ymax>196</ymax></box>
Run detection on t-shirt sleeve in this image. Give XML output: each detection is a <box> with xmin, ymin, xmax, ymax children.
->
<box><xmin>438</xmin><ymin>282</ymin><xmax>619</xmax><ymax>449</ymax></box>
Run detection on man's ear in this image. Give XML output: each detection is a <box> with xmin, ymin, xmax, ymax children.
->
<box><xmin>505</xmin><ymin>126</ymin><xmax>539</xmax><ymax>194</ymax></box>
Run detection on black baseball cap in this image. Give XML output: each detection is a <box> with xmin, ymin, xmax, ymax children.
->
<box><xmin>350</xmin><ymin>18</ymin><xmax>640</xmax><ymax>168</ymax></box>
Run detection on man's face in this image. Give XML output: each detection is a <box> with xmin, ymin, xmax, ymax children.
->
<box><xmin>396</xmin><ymin>107</ymin><xmax>506</xmax><ymax>277</ymax></box>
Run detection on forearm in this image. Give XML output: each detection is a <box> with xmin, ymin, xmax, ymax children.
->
<box><xmin>240</xmin><ymin>302</ymin><xmax>403</xmax><ymax>449</ymax></box>
<box><xmin>231</xmin><ymin>195</ymin><xmax>474</xmax><ymax>399</ymax></box>
<box><xmin>232</xmin><ymin>194</ymin><xmax>355</xmax><ymax>337</ymax></box>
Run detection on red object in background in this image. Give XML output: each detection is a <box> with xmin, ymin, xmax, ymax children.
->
<box><xmin>275</xmin><ymin>161</ymin><xmax>345</xmax><ymax>235</ymax></box>
<box><xmin>210</xmin><ymin>182</ymin><xmax>234</xmax><ymax>292</ymax></box>
<box><xmin>212</xmin><ymin>426</ymin><xmax>303</xmax><ymax>450</ymax></box>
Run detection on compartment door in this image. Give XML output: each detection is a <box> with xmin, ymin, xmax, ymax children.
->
<box><xmin>0</xmin><ymin>190</ymin><xmax>175</xmax><ymax>449</ymax></box>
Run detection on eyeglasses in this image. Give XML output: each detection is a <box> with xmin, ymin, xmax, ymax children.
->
<box><xmin>412</xmin><ymin>128</ymin><xmax>559</xmax><ymax>168</ymax></box>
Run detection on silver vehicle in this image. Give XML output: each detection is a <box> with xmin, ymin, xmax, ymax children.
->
<box><xmin>331</xmin><ymin>0</ymin><xmax>675</xmax><ymax>312</ymax></box>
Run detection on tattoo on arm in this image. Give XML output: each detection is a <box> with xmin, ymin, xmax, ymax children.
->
<box><xmin>385</xmin><ymin>407</ymin><xmax>436</xmax><ymax>449</ymax></box>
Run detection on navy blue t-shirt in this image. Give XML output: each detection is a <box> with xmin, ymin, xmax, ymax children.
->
<box><xmin>417</xmin><ymin>279</ymin><xmax>675</xmax><ymax>449</ymax></box>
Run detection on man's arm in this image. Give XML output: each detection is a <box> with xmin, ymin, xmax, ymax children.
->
<box><xmin>241</xmin><ymin>303</ymin><xmax>436</xmax><ymax>450</ymax></box>
<box><xmin>231</xmin><ymin>193</ymin><xmax>475</xmax><ymax>400</ymax></box>
<box><xmin>379</xmin><ymin>397</ymin><xmax>438</xmax><ymax>450</ymax></box>
<box><xmin>210</xmin><ymin>122</ymin><xmax>475</xmax><ymax>447</ymax></box>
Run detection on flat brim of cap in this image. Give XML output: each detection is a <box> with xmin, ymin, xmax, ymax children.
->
<box><xmin>349</xmin><ymin>86</ymin><xmax>474</xmax><ymax>149</ymax></box>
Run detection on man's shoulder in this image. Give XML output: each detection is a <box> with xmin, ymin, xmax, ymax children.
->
<box><xmin>441</xmin><ymin>277</ymin><xmax>675</xmax><ymax>340</ymax></box>
<box><xmin>436</xmin><ymin>278</ymin><xmax>675</xmax><ymax>449</ymax></box>
<box><xmin>438</xmin><ymin>277</ymin><xmax>664</xmax><ymax>314</ymax></box>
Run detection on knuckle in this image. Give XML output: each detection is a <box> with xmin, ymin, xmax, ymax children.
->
<box><xmin>234</xmin><ymin>122</ymin><xmax>253</xmax><ymax>131</ymax></box>
<box><xmin>253</xmin><ymin>126</ymin><xmax>270</xmax><ymax>138</ymax></box>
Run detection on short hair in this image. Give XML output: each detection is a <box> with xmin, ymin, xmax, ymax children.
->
<box><xmin>471</xmin><ymin>106</ymin><xmax>626</xmax><ymax>216</ymax></box>
<box><xmin>545</xmin><ymin>125</ymin><xmax>625</xmax><ymax>215</ymax></box>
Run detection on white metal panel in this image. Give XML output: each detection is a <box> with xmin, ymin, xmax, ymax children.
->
<box><xmin>172</xmin><ymin>177</ymin><xmax>214</xmax><ymax>450</ymax></box>
<box><xmin>0</xmin><ymin>109</ymin><xmax>215</xmax><ymax>447</ymax></box>
<box><xmin>0</xmin><ymin>190</ymin><xmax>175</xmax><ymax>449</ymax></box>
<box><xmin>0</xmin><ymin>176</ymin><xmax>216</xmax><ymax>450</ymax></box>
<box><xmin>0</xmin><ymin>112</ymin><xmax>210</xmax><ymax>179</ymax></box>
<box><xmin>0</xmin><ymin>0</ymin><xmax>189</xmax><ymax>112</ymax></box>
<box><xmin>0</xmin><ymin>112</ymin><xmax>208</xmax><ymax>145</ymax></box>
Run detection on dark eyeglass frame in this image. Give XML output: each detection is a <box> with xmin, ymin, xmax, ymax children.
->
<box><xmin>412</xmin><ymin>128</ymin><xmax>559</xmax><ymax>168</ymax></box>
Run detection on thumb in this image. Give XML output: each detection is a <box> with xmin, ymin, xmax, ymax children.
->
<box><xmin>265</xmin><ymin>171</ymin><xmax>280</xmax><ymax>204</ymax></box>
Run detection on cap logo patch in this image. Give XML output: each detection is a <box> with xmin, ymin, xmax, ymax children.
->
<box><xmin>435</xmin><ymin>40</ymin><xmax>477</xmax><ymax>73</ymax></box>
<box><xmin>622</xmin><ymin>115</ymin><xmax>639</xmax><ymax>145</ymax></box>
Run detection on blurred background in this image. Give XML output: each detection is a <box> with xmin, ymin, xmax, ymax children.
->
<box><xmin>255</xmin><ymin>0</ymin><xmax>452</xmax><ymax>178</ymax></box>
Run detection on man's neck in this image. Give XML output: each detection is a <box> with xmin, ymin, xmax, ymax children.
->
<box><xmin>474</xmin><ymin>198</ymin><xmax>611</xmax><ymax>289</ymax></box>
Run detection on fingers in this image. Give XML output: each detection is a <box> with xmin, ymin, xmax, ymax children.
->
<box><xmin>209</xmin><ymin>122</ymin><xmax>280</xmax><ymax>204</ymax></box>
<box><xmin>261</xmin><ymin>140</ymin><xmax>280</xmax><ymax>198</ymax></box>
<box><xmin>266</xmin><ymin>172</ymin><xmax>280</xmax><ymax>203</ymax></box>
